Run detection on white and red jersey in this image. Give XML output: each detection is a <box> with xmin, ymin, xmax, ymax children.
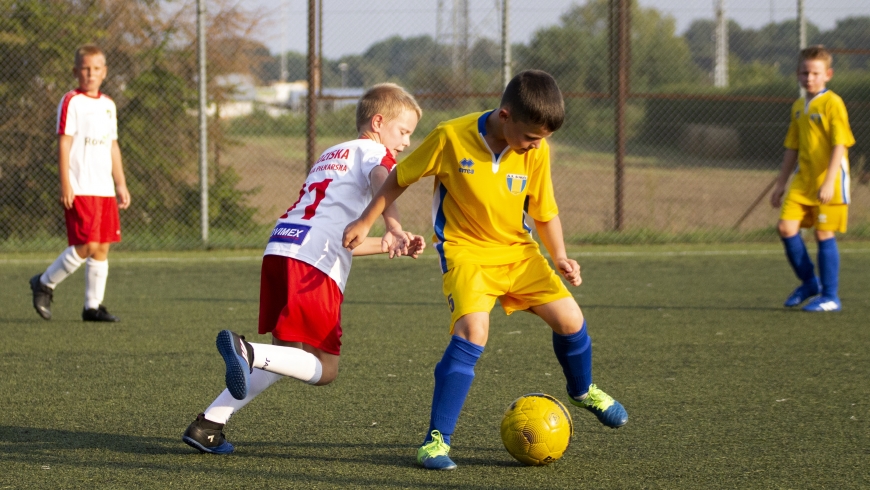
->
<box><xmin>264</xmin><ymin>138</ymin><xmax>396</xmax><ymax>292</ymax></box>
<box><xmin>56</xmin><ymin>89</ymin><xmax>118</xmax><ymax>197</ymax></box>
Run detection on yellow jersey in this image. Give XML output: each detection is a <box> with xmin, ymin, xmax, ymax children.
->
<box><xmin>396</xmin><ymin>111</ymin><xmax>559</xmax><ymax>272</ymax></box>
<box><xmin>784</xmin><ymin>90</ymin><xmax>855</xmax><ymax>205</ymax></box>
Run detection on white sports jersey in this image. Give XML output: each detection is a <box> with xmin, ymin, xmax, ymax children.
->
<box><xmin>56</xmin><ymin>89</ymin><xmax>118</xmax><ymax>197</ymax></box>
<box><xmin>264</xmin><ymin>138</ymin><xmax>396</xmax><ymax>292</ymax></box>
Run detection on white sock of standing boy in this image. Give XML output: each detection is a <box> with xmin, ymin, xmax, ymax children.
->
<box><xmin>249</xmin><ymin>343</ymin><xmax>323</xmax><ymax>384</ymax></box>
<box><xmin>84</xmin><ymin>257</ymin><xmax>109</xmax><ymax>310</ymax></box>
<box><xmin>41</xmin><ymin>246</ymin><xmax>85</xmax><ymax>289</ymax></box>
<box><xmin>203</xmin><ymin>370</ymin><xmax>283</xmax><ymax>425</ymax></box>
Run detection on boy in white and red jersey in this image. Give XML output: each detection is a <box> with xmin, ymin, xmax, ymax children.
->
<box><xmin>182</xmin><ymin>83</ymin><xmax>426</xmax><ymax>455</ymax></box>
<box><xmin>30</xmin><ymin>44</ymin><xmax>130</xmax><ymax>322</ymax></box>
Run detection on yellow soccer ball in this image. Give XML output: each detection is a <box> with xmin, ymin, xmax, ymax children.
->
<box><xmin>500</xmin><ymin>393</ymin><xmax>573</xmax><ymax>466</ymax></box>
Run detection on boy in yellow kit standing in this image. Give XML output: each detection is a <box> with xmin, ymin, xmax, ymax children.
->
<box><xmin>771</xmin><ymin>45</ymin><xmax>855</xmax><ymax>312</ymax></box>
<box><xmin>344</xmin><ymin>70</ymin><xmax>627</xmax><ymax>470</ymax></box>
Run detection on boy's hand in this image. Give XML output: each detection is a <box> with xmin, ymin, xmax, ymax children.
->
<box><xmin>343</xmin><ymin>219</ymin><xmax>371</xmax><ymax>251</ymax></box>
<box><xmin>60</xmin><ymin>181</ymin><xmax>75</xmax><ymax>210</ymax></box>
<box><xmin>406</xmin><ymin>233</ymin><xmax>426</xmax><ymax>258</ymax></box>
<box><xmin>557</xmin><ymin>258</ymin><xmax>582</xmax><ymax>287</ymax></box>
<box><xmin>818</xmin><ymin>180</ymin><xmax>835</xmax><ymax>204</ymax></box>
<box><xmin>770</xmin><ymin>185</ymin><xmax>785</xmax><ymax>208</ymax></box>
<box><xmin>381</xmin><ymin>228</ymin><xmax>410</xmax><ymax>258</ymax></box>
<box><xmin>116</xmin><ymin>184</ymin><xmax>131</xmax><ymax>209</ymax></box>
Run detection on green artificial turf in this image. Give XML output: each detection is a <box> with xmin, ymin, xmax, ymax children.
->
<box><xmin>1</xmin><ymin>244</ymin><xmax>868</xmax><ymax>488</ymax></box>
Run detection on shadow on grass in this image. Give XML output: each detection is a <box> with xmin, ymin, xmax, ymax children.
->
<box><xmin>0</xmin><ymin>426</ymin><xmax>515</xmax><ymax>487</ymax></box>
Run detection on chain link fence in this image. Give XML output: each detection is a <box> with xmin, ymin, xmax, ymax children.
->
<box><xmin>2</xmin><ymin>0</ymin><xmax>869</xmax><ymax>251</ymax></box>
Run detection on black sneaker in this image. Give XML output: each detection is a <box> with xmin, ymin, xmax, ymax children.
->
<box><xmin>82</xmin><ymin>305</ymin><xmax>120</xmax><ymax>322</ymax></box>
<box><xmin>216</xmin><ymin>330</ymin><xmax>255</xmax><ymax>400</ymax></box>
<box><xmin>30</xmin><ymin>274</ymin><xmax>53</xmax><ymax>320</ymax></box>
<box><xmin>182</xmin><ymin>413</ymin><xmax>235</xmax><ymax>454</ymax></box>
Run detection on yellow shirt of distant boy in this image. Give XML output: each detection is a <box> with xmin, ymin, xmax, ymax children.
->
<box><xmin>784</xmin><ymin>90</ymin><xmax>855</xmax><ymax>205</ymax></box>
<box><xmin>396</xmin><ymin>111</ymin><xmax>559</xmax><ymax>273</ymax></box>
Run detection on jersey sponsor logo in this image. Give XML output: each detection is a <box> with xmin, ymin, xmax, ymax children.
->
<box><xmin>268</xmin><ymin>222</ymin><xmax>311</xmax><ymax>244</ymax></box>
<box><xmin>311</xmin><ymin>148</ymin><xmax>351</xmax><ymax>174</ymax></box>
<box><xmin>795</xmin><ymin>110</ymin><xmax>801</xmax><ymax>119</ymax></box>
<box><xmin>506</xmin><ymin>174</ymin><xmax>528</xmax><ymax>195</ymax></box>
<box><xmin>459</xmin><ymin>158</ymin><xmax>475</xmax><ymax>174</ymax></box>
<box><xmin>810</xmin><ymin>113</ymin><xmax>822</xmax><ymax>123</ymax></box>
<box><xmin>84</xmin><ymin>136</ymin><xmax>110</xmax><ymax>146</ymax></box>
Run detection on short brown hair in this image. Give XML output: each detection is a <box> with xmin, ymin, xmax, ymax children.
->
<box><xmin>500</xmin><ymin>70</ymin><xmax>565</xmax><ymax>132</ymax></box>
<box><xmin>356</xmin><ymin>83</ymin><xmax>422</xmax><ymax>132</ymax></box>
<box><xmin>74</xmin><ymin>44</ymin><xmax>105</xmax><ymax>67</ymax></box>
<box><xmin>799</xmin><ymin>45</ymin><xmax>833</xmax><ymax>69</ymax></box>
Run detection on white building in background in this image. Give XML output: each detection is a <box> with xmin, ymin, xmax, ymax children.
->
<box><xmin>205</xmin><ymin>76</ymin><xmax>365</xmax><ymax>119</ymax></box>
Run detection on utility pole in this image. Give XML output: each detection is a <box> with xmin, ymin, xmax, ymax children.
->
<box><xmin>306</xmin><ymin>0</ymin><xmax>320</xmax><ymax>170</ymax></box>
<box><xmin>280</xmin><ymin>0</ymin><xmax>288</xmax><ymax>81</ymax></box>
<box><xmin>610</xmin><ymin>0</ymin><xmax>629</xmax><ymax>232</ymax></box>
<box><xmin>714</xmin><ymin>0</ymin><xmax>728</xmax><ymax>88</ymax></box>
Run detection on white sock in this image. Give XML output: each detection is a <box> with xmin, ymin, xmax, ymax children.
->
<box><xmin>84</xmin><ymin>257</ymin><xmax>109</xmax><ymax>310</ymax></box>
<box><xmin>41</xmin><ymin>246</ymin><xmax>85</xmax><ymax>289</ymax></box>
<box><xmin>250</xmin><ymin>343</ymin><xmax>323</xmax><ymax>384</ymax></box>
<box><xmin>203</xmin><ymin>370</ymin><xmax>283</xmax><ymax>424</ymax></box>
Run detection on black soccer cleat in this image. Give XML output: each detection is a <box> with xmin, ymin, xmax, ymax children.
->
<box><xmin>30</xmin><ymin>274</ymin><xmax>53</xmax><ymax>320</ymax></box>
<box><xmin>216</xmin><ymin>330</ymin><xmax>255</xmax><ymax>400</ymax></box>
<box><xmin>82</xmin><ymin>305</ymin><xmax>120</xmax><ymax>322</ymax></box>
<box><xmin>182</xmin><ymin>413</ymin><xmax>235</xmax><ymax>454</ymax></box>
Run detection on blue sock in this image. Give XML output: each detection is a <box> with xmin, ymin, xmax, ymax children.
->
<box><xmin>552</xmin><ymin>321</ymin><xmax>592</xmax><ymax>399</ymax></box>
<box><xmin>817</xmin><ymin>237</ymin><xmax>839</xmax><ymax>299</ymax></box>
<box><xmin>782</xmin><ymin>234</ymin><xmax>816</xmax><ymax>283</ymax></box>
<box><xmin>425</xmin><ymin>335</ymin><xmax>483</xmax><ymax>446</ymax></box>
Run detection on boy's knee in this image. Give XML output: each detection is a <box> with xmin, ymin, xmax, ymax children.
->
<box><xmin>815</xmin><ymin>230</ymin><xmax>835</xmax><ymax>241</ymax></box>
<box><xmin>777</xmin><ymin>220</ymin><xmax>799</xmax><ymax>238</ymax></box>
<box><xmin>312</xmin><ymin>369</ymin><xmax>338</xmax><ymax>386</ymax></box>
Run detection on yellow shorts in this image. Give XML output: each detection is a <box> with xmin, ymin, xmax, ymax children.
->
<box><xmin>780</xmin><ymin>195</ymin><xmax>848</xmax><ymax>233</ymax></box>
<box><xmin>441</xmin><ymin>254</ymin><xmax>573</xmax><ymax>332</ymax></box>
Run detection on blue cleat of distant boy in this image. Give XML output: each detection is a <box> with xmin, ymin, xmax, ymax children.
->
<box><xmin>216</xmin><ymin>330</ymin><xmax>254</xmax><ymax>400</ymax></box>
<box><xmin>802</xmin><ymin>295</ymin><xmax>841</xmax><ymax>312</ymax></box>
<box><xmin>783</xmin><ymin>278</ymin><xmax>820</xmax><ymax>307</ymax></box>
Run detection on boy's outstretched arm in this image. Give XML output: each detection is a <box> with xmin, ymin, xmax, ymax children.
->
<box><xmin>770</xmin><ymin>149</ymin><xmax>798</xmax><ymax>208</ymax></box>
<box><xmin>534</xmin><ymin>215</ymin><xmax>582</xmax><ymax>287</ymax></box>
<box><xmin>343</xmin><ymin>170</ymin><xmax>408</xmax><ymax>250</ymax></box>
<box><xmin>370</xmin><ymin>165</ymin><xmax>409</xmax><ymax>257</ymax></box>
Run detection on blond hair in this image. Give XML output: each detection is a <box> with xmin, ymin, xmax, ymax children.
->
<box><xmin>74</xmin><ymin>44</ymin><xmax>105</xmax><ymax>67</ymax></box>
<box><xmin>799</xmin><ymin>45</ymin><xmax>833</xmax><ymax>69</ymax></box>
<box><xmin>356</xmin><ymin>83</ymin><xmax>422</xmax><ymax>132</ymax></box>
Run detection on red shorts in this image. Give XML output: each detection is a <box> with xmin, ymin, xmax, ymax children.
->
<box><xmin>65</xmin><ymin>196</ymin><xmax>121</xmax><ymax>246</ymax></box>
<box><xmin>258</xmin><ymin>255</ymin><xmax>344</xmax><ymax>355</ymax></box>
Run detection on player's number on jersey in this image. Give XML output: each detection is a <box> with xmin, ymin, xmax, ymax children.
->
<box><xmin>283</xmin><ymin>179</ymin><xmax>333</xmax><ymax>220</ymax></box>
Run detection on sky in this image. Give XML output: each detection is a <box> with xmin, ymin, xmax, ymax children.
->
<box><xmin>246</xmin><ymin>0</ymin><xmax>870</xmax><ymax>58</ymax></box>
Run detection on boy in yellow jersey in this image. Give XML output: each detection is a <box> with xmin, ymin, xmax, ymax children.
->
<box><xmin>343</xmin><ymin>70</ymin><xmax>627</xmax><ymax>470</ymax></box>
<box><xmin>770</xmin><ymin>45</ymin><xmax>855</xmax><ymax>312</ymax></box>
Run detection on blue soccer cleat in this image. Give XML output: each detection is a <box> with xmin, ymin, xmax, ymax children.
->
<box><xmin>182</xmin><ymin>413</ymin><xmax>235</xmax><ymax>454</ymax></box>
<box><xmin>802</xmin><ymin>296</ymin><xmax>841</xmax><ymax>312</ymax></box>
<box><xmin>417</xmin><ymin>430</ymin><xmax>457</xmax><ymax>470</ymax></box>
<box><xmin>216</xmin><ymin>330</ymin><xmax>254</xmax><ymax>400</ymax></box>
<box><xmin>570</xmin><ymin>384</ymin><xmax>628</xmax><ymax>428</ymax></box>
<box><xmin>784</xmin><ymin>278</ymin><xmax>820</xmax><ymax>307</ymax></box>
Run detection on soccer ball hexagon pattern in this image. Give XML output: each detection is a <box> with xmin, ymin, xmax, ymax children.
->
<box><xmin>500</xmin><ymin>393</ymin><xmax>573</xmax><ymax>466</ymax></box>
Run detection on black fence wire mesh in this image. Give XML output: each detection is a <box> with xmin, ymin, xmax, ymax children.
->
<box><xmin>2</xmin><ymin>0</ymin><xmax>869</xmax><ymax>251</ymax></box>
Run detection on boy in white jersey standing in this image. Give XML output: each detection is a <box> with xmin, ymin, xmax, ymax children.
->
<box><xmin>182</xmin><ymin>83</ymin><xmax>426</xmax><ymax>454</ymax></box>
<box><xmin>344</xmin><ymin>70</ymin><xmax>627</xmax><ymax>470</ymax></box>
<box><xmin>770</xmin><ymin>45</ymin><xmax>855</xmax><ymax>312</ymax></box>
<box><xmin>30</xmin><ymin>44</ymin><xmax>130</xmax><ymax>322</ymax></box>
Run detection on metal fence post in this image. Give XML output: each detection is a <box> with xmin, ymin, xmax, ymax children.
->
<box><xmin>197</xmin><ymin>0</ymin><xmax>209</xmax><ymax>245</ymax></box>
<box><xmin>306</xmin><ymin>0</ymin><xmax>319</xmax><ymax>170</ymax></box>
<box><xmin>501</xmin><ymin>0</ymin><xmax>511</xmax><ymax>88</ymax></box>
<box><xmin>611</xmin><ymin>0</ymin><xmax>629</xmax><ymax>232</ymax></box>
